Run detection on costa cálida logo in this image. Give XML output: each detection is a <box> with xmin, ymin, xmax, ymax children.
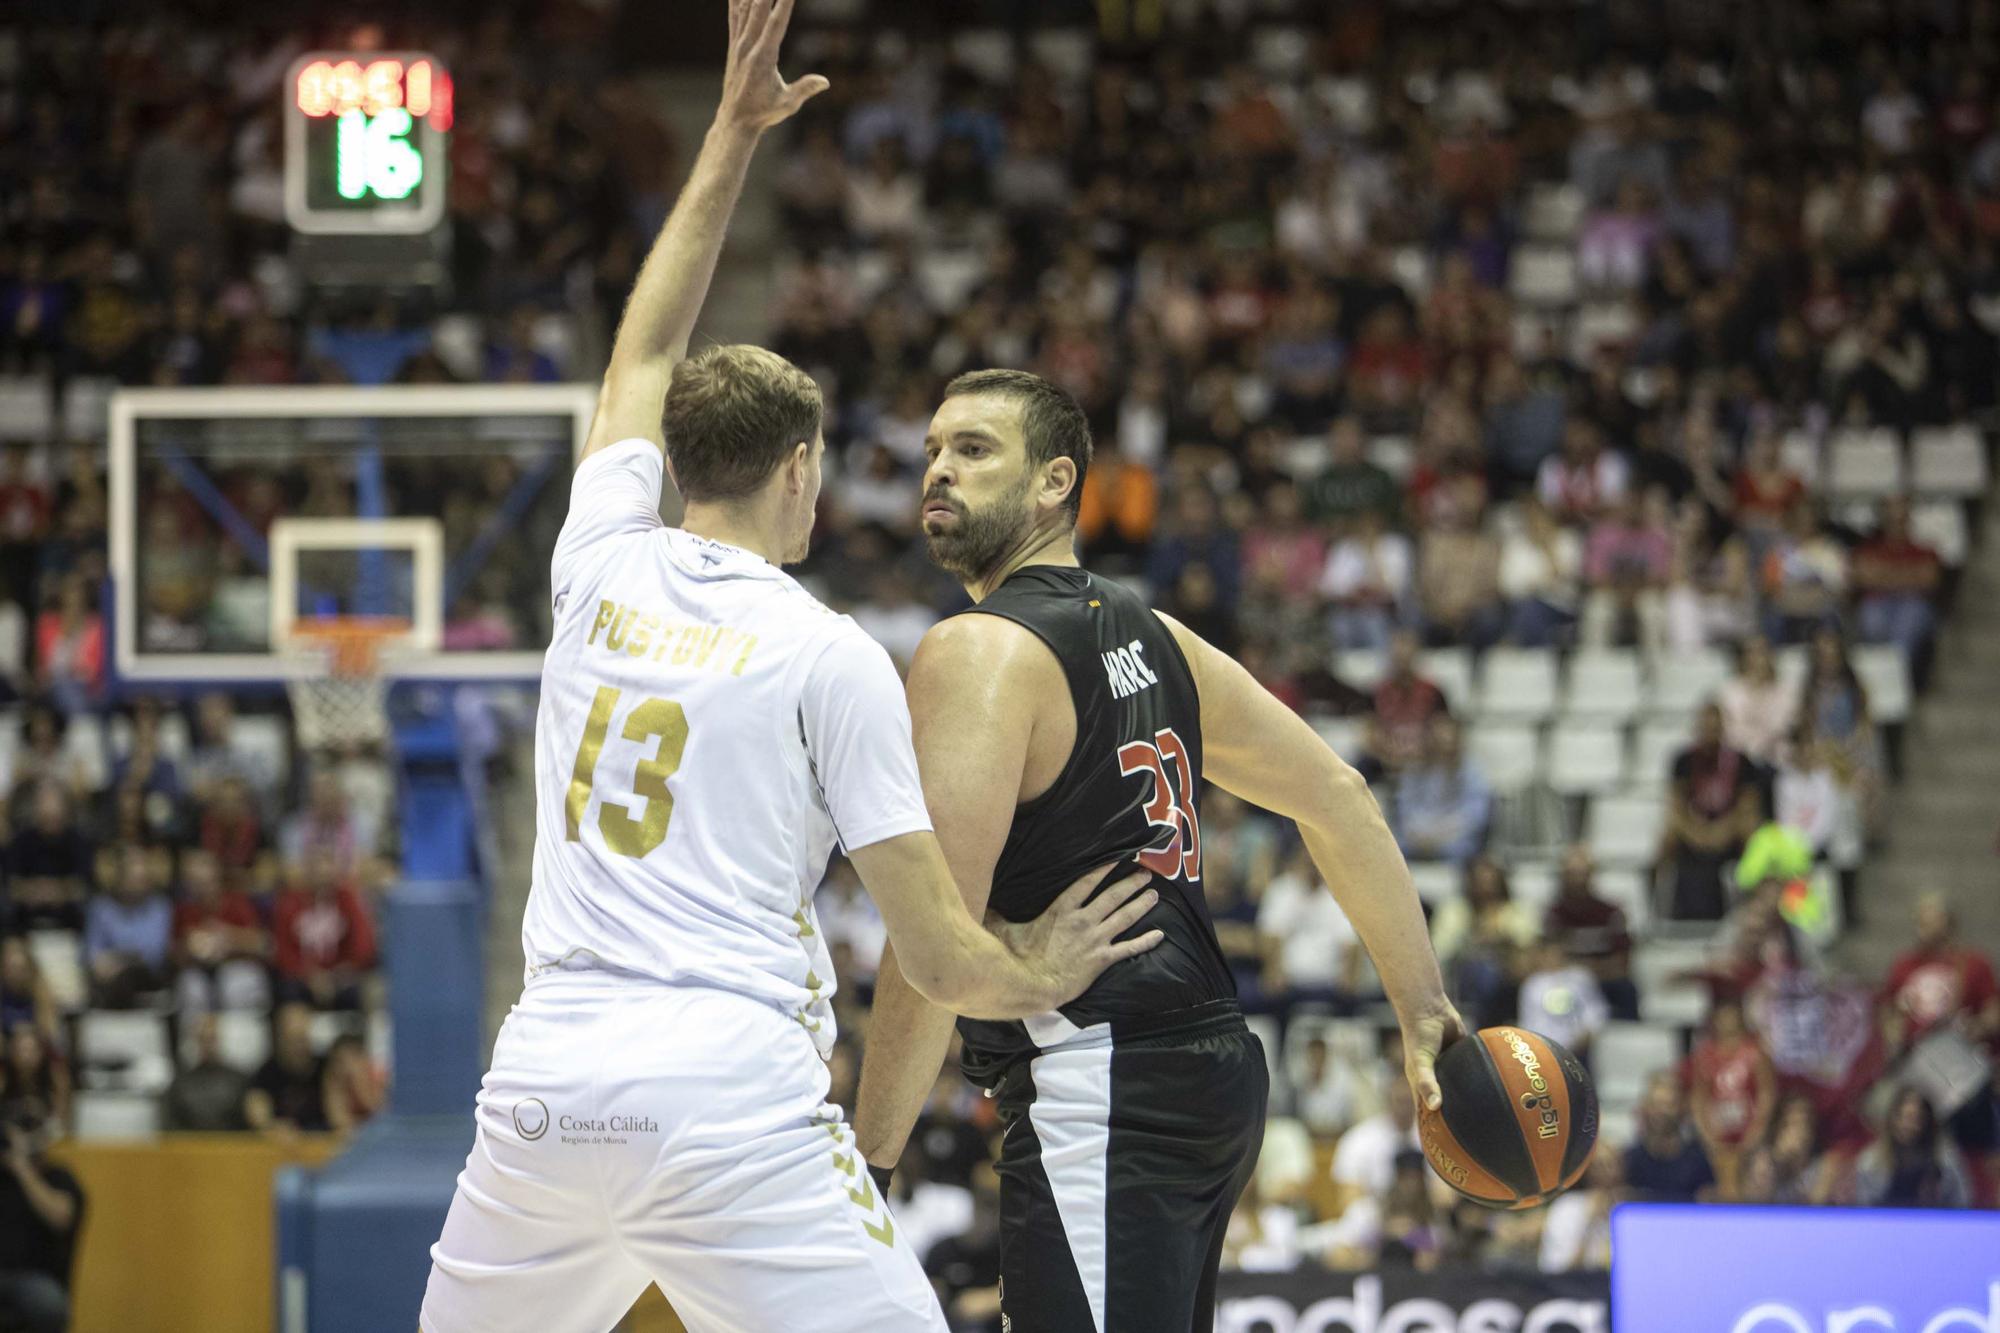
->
<box><xmin>1502</xmin><ymin>1029</ymin><xmax>1561</xmax><ymax>1140</ymax></box>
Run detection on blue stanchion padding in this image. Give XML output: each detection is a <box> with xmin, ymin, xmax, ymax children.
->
<box><xmin>386</xmin><ymin>880</ymin><xmax>485</xmax><ymax>1117</ymax></box>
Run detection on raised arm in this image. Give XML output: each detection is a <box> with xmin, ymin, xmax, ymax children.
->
<box><xmin>580</xmin><ymin>0</ymin><xmax>828</xmax><ymax>460</ymax></box>
<box><xmin>1157</xmin><ymin>612</ymin><xmax>1462</xmax><ymax>1110</ymax></box>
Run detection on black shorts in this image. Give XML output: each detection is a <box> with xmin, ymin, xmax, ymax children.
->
<box><xmin>988</xmin><ymin>1000</ymin><xmax>1268</xmax><ymax>1333</ymax></box>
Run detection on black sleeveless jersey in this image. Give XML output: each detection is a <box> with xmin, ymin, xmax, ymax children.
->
<box><xmin>952</xmin><ymin>564</ymin><xmax>1237</xmax><ymax>1084</ymax></box>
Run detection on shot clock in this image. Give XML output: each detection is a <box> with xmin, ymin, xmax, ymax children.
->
<box><xmin>285</xmin><ymin>53</ymin><xmax>452</xmax><ymax>235</ymax></box>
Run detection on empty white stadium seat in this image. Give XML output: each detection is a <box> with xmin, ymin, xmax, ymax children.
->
<box><xmin>1565</xmin><ymin>649</ymin><xmax>1644</xmax><ymax>721</ymax></box>
<box><xmin>26</xmin><ymin>931</ymin><xmax>85</xmax><ymax>1012</ymax></box>
<box><xmin>76</xmin><ymin>1011</ymin><xmax>174</xmax><ymax>1094</ymax></box>
<box><xmin>1633</xmin><ymin>940</ymin><xmax>1712</xmax><ymax>1027</ymax></box>
<box><xmin>1335</xmin><ymin>648</ymin><xmax>1387</xmax><ymax>691</ymax></box>
<box><xmin>1593</xmin><ymin>867</ymin><xmax>1653</xmax><ymax>928</ymax></box>
<box><xmin>1524</xmin><ymin>183</ymin><xmax>1585</xmax><ymax>241</ymax></box>
<box><xmin>1467</xmin><ymin>722</ymin><xmax>1543</xmax><ymax>793</ymax></box>
<box><xmin>233</xmin><ymin>714</ymin><xmax>292</xmax><ymax>788</ymax></box>
<box><xmin>1370</xmin><ymin>435</ymin><xmax>1414</xmax><ymax>479</ymax></box>
<box><xmin>1588</xmin><ymin>794</ymin><xmax>1664</xmax><ymax>868</ymax></box>
<box><xmin>74</xmin><ymin>1091</ymin><xmax>161</xmax><ymax>1141</ymax></box>
<box><xmin>1507</xmin><ymin>862</ymin><xmax>1559</xmax><ymax>918</ymax></box>
<box><xmin>1594</xmin><ymin>1022</ymin><xmax>1680</xmax><ymax>1110</ymax></box>
<box><xmin>1778</xmin><ymin>430</ymin><xmax>1823</xmax><ymax>489</ymax></box>
<box><xmin>1826</xmin><ymin>429</ymin><xmax>1905</xmax><ymax>499</ymax></box>
<box><xmin>1417</xmin><ymin>648</ymin><xmax>1475</xmax><ymax>711</ymax></box>
<box><xmin>947</xmin><ymin>29</ymin><xmax>1015</xmax><ymax>83</ymax></box>
<box><xmin>1644</xmin><ymin>647</ymin><xmax>1730</xmax><ymax>719</ymax></box>
<box><xmin>1281</xmin><ymin>435</ymin><xmax>1330</xmax><ymax>479</ymax></box>
<box><xmin>1632</xmin><ymin>719</ymin><xmax>1692</xmax><ymax>792</ymax></box>
<box><xmin>1547</xmin><ymin>723</ymin><xmax>1629</xmax><ymax>795</ymax></box>
<box><xmin>1027</xmin><ymin>29</ymin><xmax>1094</xmax><ymax>85</ymax></box>
<box><xmin>1407</xmin><ymin>861</ymin><xmax>1462</xmax><ymax>906</ymax></box>
<box><xmin>1311</xmin><ymin>716</ymin><xmax>1368</xmax><ymax>764</ymax></box>
<box><xmin>63</xmin><ymin>712</ymin><xmax>109</xmax><ymax>792</ymax></box>
<box><xmin>210</xmin><ymin>1010</ymin><xmax>272</xmax><ymax>1071</ymax></box>
<box><xmin>0</xmin><ymin>377</ymin><xmax>53</xmax><ymax>440</ymax></box>
<box><xmin>1910</xmin><ymin>500</ymin><xmax>1969</xmax><ymax>567</ymax></box>
<box><xmin>1598</xmin><ymin>1104</ymin><xmax>1639</xmax><ymax>1152</ymax></box>
<box><xmin>60</xmin><ymin>376</ymin><xmax>117</xmax><ymax>439</ymax></box>
<box><xmin>1509</xmin><ymin>247</ymin><xmax>1579</xmax><ymax>307</ymax></box>
<box><xmin>1249</xmin><ymin>25</ymin><xmax>1311</xmax><ymax>78</ymax></box>
<box><xmin>1570</xmin><ymin>301</ymin><xmax>1638</xmax><ymax>360</ymax></box>
<box><xmin>1910</xmin><ymin>424</ymin><xmax>1990</xmax><ymax>498</ymax></box>
<box><xmin>1476</xmin><ymin>648</ymin><xmax>1559</xmax><ymax>721</ymax></box>
<box><xmin>1512</xmin><ymin>311</ymin><xmax>1567</xmax><ymax>358</ymax></box>
<box><xmin>1851</xmin><ymin>644</ymin><xmax>1911</xmax><ymax>723</ymax></box>
<box><xmin>1774</xmin><ymin>645</ymin><xmax>1809</xmax><ymax>695</ymax></box>
<box><xmin>1390</xmin><ymin>246</ymin><xmax>1431</xmax><ymax>299</ymax></box>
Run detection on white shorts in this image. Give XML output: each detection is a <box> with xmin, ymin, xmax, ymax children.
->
<box><xmin>421</xmin><ymin>972</ymin><xmax>947</xmax><ymax>1333</ymax></box>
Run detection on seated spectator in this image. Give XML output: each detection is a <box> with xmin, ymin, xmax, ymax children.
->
<box><xmin>1759</xmin><ymin>498</ymin><xmax>1848</xmax><ymax>645</ymax></box>
<box><xmin>1415</xmin><ymin>500</ymin><xmax>1503</xmax><ymax>649</ymax></box>
<box><xmin>244</xmin><ymin>1001</ymin><xmax>329</xmax><ymax>1134</ymax></box>
<box><xmin>280</xmin><ymin>769</ymin><xmax>383</xmax><ymax>882</ymax></box>
<box><xmin>5</xmin><ymin>783</ymin><xmax>92</xmax><ymax>931</ymax></box>
<box><xmin>1716</xmin><ymin>635</ymin><xmax>1796</xmax><ymax>765</ymax></box>
<box><xmin>33</xmin><ymin>573</ymin><xmax>104</xmax><ymax>714</ymax></box>
<box><xmin>1852</xmin><ymin>496</ymin><xmax>1942</xmax><ymax>679</ymax></box>
<box><xmin>161</xmin><ymin>1012</ymin><xmax>250</xmax><ymax>1132</ymax></box>
<box><xmin>185</xmin><ymin>693</ymin><xmax>279</xmax><ymax>806</ymax></box>
<box><xmin>1580</xmin><ymin>487</ymin><xmax>1672</xmax><ymax>653</ymax></box>
<box><xmin>1688</xmin><ymin>998</ymin><xmax>1777</xmax><ymax>1199</ymax></box>
<box><xmin>1498</xmin><ymin>496</ymin><xmax>1582</xmax><ymax>646</ymax></box>
<box><xmin>1319</xmin><ymin>508</ymin><xmax>1411</xmax><ymax>651</ymax></box>
<box><xmin>1330</xmin><ymin>1071</ymin><xmax>1421</xmax><ymax>1209</ymax></box>
<box><xmin>1076</xmin><ymin>438</ymin><xmax>1161</xmax><ymax>563</ymax></box>
<box><xmin>1255</xmin><ymin>848</ymin><xmax>1368</xmax><ymax>1008</ymax></box>
<box><xmin>322</xmin><ymin>1033</ymin><xmax>383</xmax><ymax>1135</ymax></box>
<box><xmin>271</xmin><ymin>848</ymin><xmax>378</xmax><ymax>1011</ymax></box>
<box><xmin>1537</xmin><ymin>416</ymin><xmax>1627</xmax><ymax>525</ymax></box>
<box><xmin>1799</xmin><ymin>626</ymin><xmax>1884</xmax><ymax>828</ymax></box>
<box><xmin>198</xmin><ymin>775</ymin><xmax>274</xmax><ymax>898</ymax></box>
<box><xmin>1147</xmin><ymin>486</ymin><xmax>1240</xmax><ymax>616</ymax></box>
<box><xmin>1772</xmin><ymin>721</ymin><xmax>1865</xmax><ymax>919</ymax></box>
<box><xmin>1737</xmin><ymin>1094</ymin><xmax>1836</xmax><ymax>1206</ymax></box>
<box><xmin>1430</xmin><ymin>856</ymin><xmax>1536</xmax><ymax>1030</ymax></box>
<box><xmin>1483</xmin><ymin>355</ymin><xmax>1567</xmax><ymax>493</ymax></box>
<box><xmin>1878</xmin><ymin>892</ymin><xmax>2000</xmax><ymax>1056</ymax></box>
<box><xmin>1542</xmin><ymin>845</ymin><xmax>1639</xmax><ymax>1020</ymax></box>
<box><xmin>1517</xmin><ymin>938</ymin><xmax>1609</xmax><ymax>1062</ymax></box>
<box><xmin>1289</xmin><ymin>1034</ymin><xmax>1368</xmax><ymax>1140</ymax></box>
<box><xmin>1392</xmin><ymin>716</ymin><xmax>1491</xmax><ymax>865</ymax></box>
<box><xmin>1304</xmin><ymin>418</ymin><xmax>1399</xmax><ymax>530</ymax></box>
<box><xmin>1851</xmin><ymin>1087</ymin><xmax>1973</xmax><ymax>1208</ymax></box>
<box><xmin>1622</xmin><ymin>1072</ymin><xmax>1717</xmax><ymax>1202</ymax></box>
<box><xmin>1577</xmin><ymin>180</ymin><xmax>1661</xmax><ymax>291</ymax></box>
<box><xmin>84</xmin><ymin>846</ymin><xmax>173</xmax><ymax>1008</ymax></box>
<box><xmin>1240</xmin><ymin>483</ymin><xmax>1326</xmax><ymax>606</ymax></box>
<box><xmin>0</xmin><ymin>938</ymin><xmax>58</xmax><ymax>1049</ymax></box>
<box><xmin>0</xmin><ymin>1026</ymin><xmax>69</xmax><ymax>1132</ymax></box>
<box><xmin>1730</xmin><ymin>424</ymin><xmax>1807</xmax><ymax>545</ymax></box>
<box><xmin>0</xmin><ymin>1103</ymin><xmax>84</xmax><ymax>1333</ymax></box>
<box><xmin>172</xmin><ymin>847</ymin><xmax>269</xmax><ymax>1013</ymax></box>
<box><xmin>1664</xmin><ymin>703</ymin><xmax>1763</xmax><ymax>921</ymax></box>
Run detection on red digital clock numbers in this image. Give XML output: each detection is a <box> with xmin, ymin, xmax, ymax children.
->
<box><xmin>295</xmin><ymin>58</ymin><xmax>453</xmax><ymax>132</ymax></box>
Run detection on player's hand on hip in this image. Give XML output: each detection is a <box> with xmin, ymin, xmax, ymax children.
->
<box><xmin>997</xmin><ymin>865</ymin><xmax>1164</xmax><ymax>1005</ymax></box>
<box><xmin>720</xmin><ymin>0</ymin><xmax>829</xmax><ymax>132</ymax></box>
<box><xmin>1403</xmin><ymin>1000</ymin><xmax>1469</xmax><ymax>1114</ymax></box>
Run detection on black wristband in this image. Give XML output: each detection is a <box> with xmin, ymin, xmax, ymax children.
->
<box><xmin>868</xmin><ymin>1161</ymin><xmax>895</xmax><ymax>1197</ymax></box>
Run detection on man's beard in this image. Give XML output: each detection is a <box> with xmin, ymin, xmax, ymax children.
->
<box><xmin>924</xmin><ymin>474</ymin><xmax>1034</xmax><ymax>582</ymax></box>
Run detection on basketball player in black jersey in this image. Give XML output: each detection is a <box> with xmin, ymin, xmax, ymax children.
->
<box><xmin>854</xmin><ymin>369</ymin><xmax>1464</xmax><ymax>1332</ymax></box>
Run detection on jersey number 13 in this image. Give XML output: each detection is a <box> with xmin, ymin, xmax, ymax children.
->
<box><xmin>565</xmin><ymin>685</ymin><xmax>688</xmax><ymax>858</ymax></box>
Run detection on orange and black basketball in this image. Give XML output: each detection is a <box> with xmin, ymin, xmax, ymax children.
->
<box><xmin>1417</xmin><ymin>1026</ymin><xmax>1598</xmax><ymax>1210</ymax></box>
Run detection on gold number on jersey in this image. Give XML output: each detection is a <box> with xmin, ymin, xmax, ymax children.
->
<box><xmin>564</xmin><ymin>686</ymin><xmax>689</xmax><ymax>858</ymax></box>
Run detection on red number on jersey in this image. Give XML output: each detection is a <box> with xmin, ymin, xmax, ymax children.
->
<box><xmin>1116</xmin><ymin>727</ymin><xmax>1202</xmax><ymax>882</ymax></box>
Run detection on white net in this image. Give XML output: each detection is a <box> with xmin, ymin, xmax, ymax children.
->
<box><xmin>282</xmin><ymin>620</ymin><xmax>407</xmax><ymax>751</ymax></box>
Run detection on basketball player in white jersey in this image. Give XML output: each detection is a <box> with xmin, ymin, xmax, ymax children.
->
<box><xmin>419</xmin><ymin>5</ymin><xmax>1160</xmax><ymax>1329</ymax></box>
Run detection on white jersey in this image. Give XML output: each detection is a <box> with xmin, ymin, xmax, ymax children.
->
<box><xmin>521</xmin><ymin>438</ymin><xmax>932</xmax><ymax>1053</ymax></box>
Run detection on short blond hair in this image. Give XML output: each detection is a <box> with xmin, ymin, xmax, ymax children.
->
<box><xmin>661</xmin><ymin>345</ymin><xmax>822</xmax><ymax>502</ymax></box>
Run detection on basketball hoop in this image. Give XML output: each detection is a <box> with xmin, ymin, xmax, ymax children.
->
<box><xmin>282</xmin><ymin>615</ymin><xmax>410</xmax><ymax>751</ymax></box>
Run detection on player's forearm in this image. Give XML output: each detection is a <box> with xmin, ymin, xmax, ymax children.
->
<box><xmin>606</xmin><ymin>120</ymin><xmax>762</xmax><ymax>375</ymax></box>
<box><xmin>854</xmin><ymin>946</ymin><xmax>960</xmax><ymax>1168</ymax></box>
<box><xmin>1298</xmin><ymin>771</ymin><xmax>1451</xmax><ymax>1025</ymax></box>
<box><xmin>902</xmin><ymin>911</ymin><xmax>1065</xmax><ymax>1021</ymax></box>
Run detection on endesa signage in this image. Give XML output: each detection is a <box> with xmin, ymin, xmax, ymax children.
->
<box><xmin>1612</xmin><ymin>1205</ymin><xmax>2000</xmax><ymax>1333</ymax></box>
<box><xmin>1215</xmin><ymin>1269</ymin><xmax>1609</xmax><ymax>1333</ymax></box>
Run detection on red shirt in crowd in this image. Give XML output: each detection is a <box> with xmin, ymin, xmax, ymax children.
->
<box><xmin>1688</xmin><ymin>1036</ymin><xmax>1772</xmax><ymax>1147</ymax></box>
<box><xmin>174</xmin><ymin>891</ymin><xmax>261</xmax><ymax>948</ymax></box>
<box><xmin>1880</xmin><ymin>945</ymin><xmax>1999</xmax><ymax>1046</ymax></box>
<box><xmin>1852</xmin><ymin>533</ymin><xmax>1941</xmax><ymax>597</ymax></box>
<box><xmin>1732</xmin><ymin>468</ymin><xmax>1805</xmax><ymax>524</ymax></box>
<box><xmin>272</xmin><ymin>885</ymin><xmax>379</xmax><ymax>981</ymax></box>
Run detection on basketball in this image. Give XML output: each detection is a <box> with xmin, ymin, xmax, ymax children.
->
<box><xmin>1418</xmin><ymin>1027</ymin><xmax>1599</xmax><ymax>1211</ymax></box>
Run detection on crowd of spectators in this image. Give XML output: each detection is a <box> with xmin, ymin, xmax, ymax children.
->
<box><xmin>5</xmin><ymin>0</ymin><xmax>2000</xmax><ymax>1321</ymax></box>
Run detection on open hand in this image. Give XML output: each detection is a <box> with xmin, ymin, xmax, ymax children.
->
<box><xmin>721</xmin><ymin>0</ymin><xmax>829</xmax><ymax>132</ymax></box>
<box><xmin>993</xmin><ymin>866</ymin><xmax>1164</xmax><ymax>1007</ymax></box>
